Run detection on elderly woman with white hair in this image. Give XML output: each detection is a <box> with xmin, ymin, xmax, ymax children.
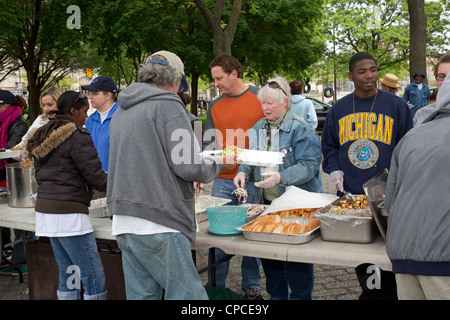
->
<box><xmin>234</xmin><ymin>76</ymin><xmax>322</xmax><ymax>300</ymax></box>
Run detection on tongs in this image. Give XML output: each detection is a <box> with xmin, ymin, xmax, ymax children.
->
<box><xmin>195</xmin><ymin>184</ymin><xmax>200</xmax><ymax>204</ymax></box>
<box><xmin>343</xmin><ymin>191</ymin><xmax>356</xmax><ymax>202</ymax></box>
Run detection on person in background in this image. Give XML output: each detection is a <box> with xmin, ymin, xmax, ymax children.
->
<box><xmin>289</xmin><ymin>79</ymin><xmax>323</xmax><ymax>192</ymax></box>
<box><xmin>25</xmin><ymin>91</ymin><xmax>108</xmax><ymax>300</ymax></box>
<box><xmin>234</xmin><ymin>76</ymin><xmax>322</xmax><ymax>300</ymax></box>
<box><xmin>321</xmin><ymin>52</ymin><xmax>413</xmax><ymax>300</ymax></box>
<box><xmin>202</xmin><ymin>54</ymin><xmax>265</xmax><ymax>299</ymax></box>
<box><xmin>107</xmin><ymin>50</ymin><xmax>222</xmax><ymax>300</ymax></box>
<box><xmin>402</xmin><ymin>71</ymin><xmax>430</xmax><ymax>118</ymax></box>
<box><xmin>384</xmin><ymin>73</ymin><xmax>450</xmax><ymax>300</ymax></box>
<box><xmin>289</xmin><ymin>79</ymin><xmax>318</xmax><ymax>130</ymax></box>
<box><xmin>15</xmin><ymin>87</ymin><xmax>63</xmax><ymax>149</ymax></box>
<box><xmin>3</xmin><ymin>87</ymin><xmax>63</xmax><ymax>276</ymax></box>
<box><xmin>0</xmin><ymin>90</ymin><xmax>29</xmax><ymax>275</ymax></box>
<box><xmin>380</xmin><ymin>74</ymin><xmax>401</xmax><ymax>96</ymax></box>
<box><xmin>413</xmin><ymin>52</ymin><xmax>450</xmax><ymax>126</ymax></box>
<box><xmin>82</xmin><ymin>75</ymin><xmax>119</xmax><ymax>172</ymax></box>
<box><xmin>0</xmin><ymin>90</ymin><xmax>29</xmax><ymax>183</ymax></box>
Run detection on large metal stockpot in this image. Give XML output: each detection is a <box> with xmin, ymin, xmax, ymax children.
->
<box><xmin>6</xmin><ymin>162</ymin><xmax>37</xmax><ymax>208</ymax></box>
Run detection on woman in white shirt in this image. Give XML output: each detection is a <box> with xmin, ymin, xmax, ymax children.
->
<box><xmin>17</xmin><ymin>87</ymin><xmax>63</xmax><ymax>148</ymax></box>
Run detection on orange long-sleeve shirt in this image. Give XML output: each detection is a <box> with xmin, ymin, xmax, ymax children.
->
<box><xmin>203</xmin><ymin>86</ymin><xmax>264</xmax><ymax>179</ymax></box>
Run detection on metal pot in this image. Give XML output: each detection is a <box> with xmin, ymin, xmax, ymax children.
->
<box><xmin>6</xmin><ymin>162</ymin><xmax>37</xmax><ymax>208</ymax></box>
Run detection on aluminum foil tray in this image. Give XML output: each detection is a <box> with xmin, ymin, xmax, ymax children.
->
<box><xmin>195</xmin><ymin>195</ymin><xmax>231</xmax><ymax>223</ymax></box>
<box><xmin>236</xmin><ymin>217</ymin><xmax>319</xmax><ymax>244</ymax></box>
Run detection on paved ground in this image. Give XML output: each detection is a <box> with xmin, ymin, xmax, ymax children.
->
<box><xmin>0</xmin><ymin>168</ymin><xmax>363</xmax><ymax>300</ymax></box>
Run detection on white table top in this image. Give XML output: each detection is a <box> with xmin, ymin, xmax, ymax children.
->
<box><xmin>0</xmin><ymin>203</ymin><xmax>392</xmax><ymax>271</ymax></box>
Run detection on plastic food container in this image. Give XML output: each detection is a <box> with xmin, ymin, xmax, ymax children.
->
<box><xmin>89</xmin><ymin>197</ymin><xmax>108</xmax><ymax>218</ymax></box>
<box><xmin>206</xmin><ymin>205</ymin><xmax>248</xmax><ymax>235</ymax></box>
<box><xmin>195</xmin><ymin>196</ymin><xmax>231</xmax><ymax>223</ymax></box>
<box><xmin>363</xmin><ymin>169</ymin><xmax>389</xmax><ymax>241</ymax></box>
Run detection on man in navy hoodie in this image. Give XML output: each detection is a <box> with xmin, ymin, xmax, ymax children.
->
<box><xmin>321</xmin><ymin>52</ymin><xmax>413</xmax><ymax>300</ymax></box>
<box><xmin>322</xmin><ymin>52</ymin><xmax>413</xmax><ymax>196</ymax></box>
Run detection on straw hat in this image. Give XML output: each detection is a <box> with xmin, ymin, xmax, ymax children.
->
<box><xmin>380</xmin><ymin>74</ymin><xmax>401</xmax><ymax>88</ymax></box>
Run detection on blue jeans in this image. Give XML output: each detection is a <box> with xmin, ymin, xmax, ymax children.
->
<box><xmin>49</xmin><ymin>232</ymin><xmax>107</xmax><ymax>300</ymax></box>
<box><xmin>261</xmin><ymin>259</ymin><xmax>314</xmax><ymax>300</ymax></box>
<box><xmin>116</xmin><ymin>232</ymin><xmax>208</xmax><ymax>300</ymax></box>
<box><xmin>260</xmin><ymin>197</ymin><xmax>314</xmax><ymax>300</ymax></box>
<box><xmin>206</xmin><ymin>177</ymin><xmax>261</xmax><ymax>289</ymax></box>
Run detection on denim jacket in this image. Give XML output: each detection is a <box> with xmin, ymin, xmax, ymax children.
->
<box><xmin>238</xmin><ymin>109</ymin><xmax>322</xmax><ymax>203</ymax></box>
<box><xmin>402</xmin><ymin>82</ymin><xmax>430</xmax><ymax>118</ymax></box>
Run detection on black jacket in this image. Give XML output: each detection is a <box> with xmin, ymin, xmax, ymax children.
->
<box><xmin>26</xmin><ymin>115</ymin><xmax>107</xmax><ymax>214</ymax></box>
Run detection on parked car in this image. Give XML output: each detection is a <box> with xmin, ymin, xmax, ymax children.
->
<box><xmin>305</xmin><ymin>96</ymin><xmax>332</xmax><ymax>132</ymax></box>
<box><xmin>430</xmin><ymin>87</ymin><xmax>438</xmax><ymax>101</ymax></box>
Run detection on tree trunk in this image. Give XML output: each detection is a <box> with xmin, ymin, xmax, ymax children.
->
<box><xmin>190</xmin><ymin>72</ymin><xmax>200</xmax><ymax>117</ymax></box>
<box><xmin>408</xmin><ymin>0</ymin><xmax>427</xmax><ymax>82</ymax></box>
<box><xmin>194</xmin><ymin>0</ymin><xmax>243</xmax><ymax>57</ymax></box>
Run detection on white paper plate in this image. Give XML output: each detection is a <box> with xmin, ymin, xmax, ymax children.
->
<box><xmin>0</xmin><ymin>150</ymin><xmax>22</xmax><ymax>159</ymax></box>
<box><xmin>237</xmin><ymin>150</ymin><xmax>284</xmax><ymax>167</ymax></box>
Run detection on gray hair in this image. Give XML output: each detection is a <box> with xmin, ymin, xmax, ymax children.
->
<box><xmin>138</xmin><ymin>54</ymin><xmax>182</xmax><ymax>89</ymax></box>
<box><xmin>258</xmin><ymin>76</ymin><xmax>292</xmax><ymax>109</ymax></box>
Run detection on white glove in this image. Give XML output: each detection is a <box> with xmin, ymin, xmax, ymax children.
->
<box><xmin>254</xmin><ymin>172</ymin><xmax>281</xmax><ymax>189</ymax></box>
<box><xmin>193</xmin><ymin>182</ymin><xmax>204</xmax><ymax>190</ymax></box>
<box><xmin>233</xmin><ymin>172</ymin><xmax>247</xmax><ymax>189</ymax></box>
<box><xmin>329</xmin><ymin>170</ymin><xmax>344</xmax><ymax>193</ymax></box>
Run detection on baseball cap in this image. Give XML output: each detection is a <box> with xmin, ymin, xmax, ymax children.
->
<box><xmin>147</xmin><ymin>50</ymin><xmax>189</xmax><ymax>92</ymax></box>
<box><xmin>413</xmin><ymin>71</ymin><xmax>425</xmax><ymax>79</ymax></box>
<box><xmin>82</xmin><ymin>75</ymin><xmax>118</xmax><ymax>93</ymax></box>
<box><xmin>0</xmin><ymin>90</ymin><xmax>15</xmax><ymax>104</ymax></box>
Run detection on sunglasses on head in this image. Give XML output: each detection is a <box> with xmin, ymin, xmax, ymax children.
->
<box><xmin>72</xmin><ymin>92</ymin><xmax>87</xmax><ymax>108</ymax></box>
<box><xmin>264</xmin><ymin>81</ymin><xmax>287</xmax><ymax>96</ymax></box>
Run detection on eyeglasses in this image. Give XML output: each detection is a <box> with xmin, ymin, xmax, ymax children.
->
<box><xmin>264</xmin><ymin>81</ymin><xmax>288</xmax><ymax>96</ymax></box>
<box><xmin>72</xmin><ymin>92</ymin><xmax>87</xmax><ymax>108</ymax></box>
<box><xmin>436</xmin><ymin>73</ymin><xmax>448</xmax><ymax>81</ymax></box>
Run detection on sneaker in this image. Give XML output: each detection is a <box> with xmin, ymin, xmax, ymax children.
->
<box><xmin>242</xmin><ymin>287</ymin><xmax>264</xmax><ymax>300</ymax></box>
<box><xmin>0</xmin><ymin>267</ymin><xmax>15</xmax><ymax>275</ymax></box>
<box><xmin>0</xmin><ymin>267</ymin><xmax>27</xmax><ymax>276</ymax></box>
<box><xmin>11</xmin><ymin>268</ymin><xmax>27</xmax><ymax>276</ymax></box>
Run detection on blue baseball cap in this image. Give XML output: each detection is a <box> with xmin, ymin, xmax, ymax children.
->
<box><xmin>82</xmin><ymin>75</ymin><xmax>118</xmax><ymax>93</ymax></box>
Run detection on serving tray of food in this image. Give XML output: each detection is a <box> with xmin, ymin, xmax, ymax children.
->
<box><xmin>239</xmin><ymin>204</ymin><xmax>269</xmax><ymax>222</ymax></box>
<box><xmin>313</xmin><ymin>194</ymin><xmax>377</xmax><ymax>243</ymax></box>
<box><xmin>236</xmin><ymin>214</ymin><xmax>320</xmax><ymax>244</ymax></box>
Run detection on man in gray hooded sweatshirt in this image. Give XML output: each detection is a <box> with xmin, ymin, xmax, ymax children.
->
<box><xmin>107</xmin><ymin>51</ymin><xmax>225</xmax><ymax>300</ymax></box>
<box><xmin>384</xmin><ymin>73</ymin><xmax>450</xmax><ymax>299</ymax></box>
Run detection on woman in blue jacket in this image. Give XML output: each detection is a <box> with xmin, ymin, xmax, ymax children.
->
<box><xmin>234</xmin><ymin>76</ymin><xmax>322</xmax><ymax>299</ymax></box>
<box><xmin>82</xmin><ymin>76</ymin><xmax>119</xmax><ymax>172</ymax></box>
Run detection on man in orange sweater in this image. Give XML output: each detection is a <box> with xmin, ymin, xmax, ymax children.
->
<box><xmin>202</xmin><ymin>54</ymin><xmax>265</xmax><ymax>299</ymax></box>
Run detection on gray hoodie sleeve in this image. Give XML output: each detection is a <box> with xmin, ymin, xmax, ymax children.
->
<box><xmin>202</xmin><ymin>99</ymin><xmax>219</xmax><ymax>151</ymax></box>
<box><xmin>159</xmin><ymin>109</ymin><xmax>221</xmax><ymax>184</ymax></box>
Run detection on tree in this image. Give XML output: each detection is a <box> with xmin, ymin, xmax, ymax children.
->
<box><xmin>0</xmin><ymin>0</ymin><xmax>92</xmax><ymax>123</ymax></box>
<box><xmin>408</xmin><ymin>0</ymin><xmax>427</xmax><ymax>82</ymax></box>
<box><xmin>235</xmin><ymin>0</ymin><xmax>326</xmax><ymax>84</ymax></box>
<box><xmin>310</xmin><ymin>0</ymin><xmax>450</xmax><ymax>89</ymax></box>
<box><xmin>193</xmin><ymin>0</ymin><xmax>243</xmax><ymax>56</ymax></box>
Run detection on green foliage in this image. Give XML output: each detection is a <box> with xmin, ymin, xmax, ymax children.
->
<box><xmin>308</xmin><ymin>0</ymin><xmax>450</xmax><ymax>85</ymax></box>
